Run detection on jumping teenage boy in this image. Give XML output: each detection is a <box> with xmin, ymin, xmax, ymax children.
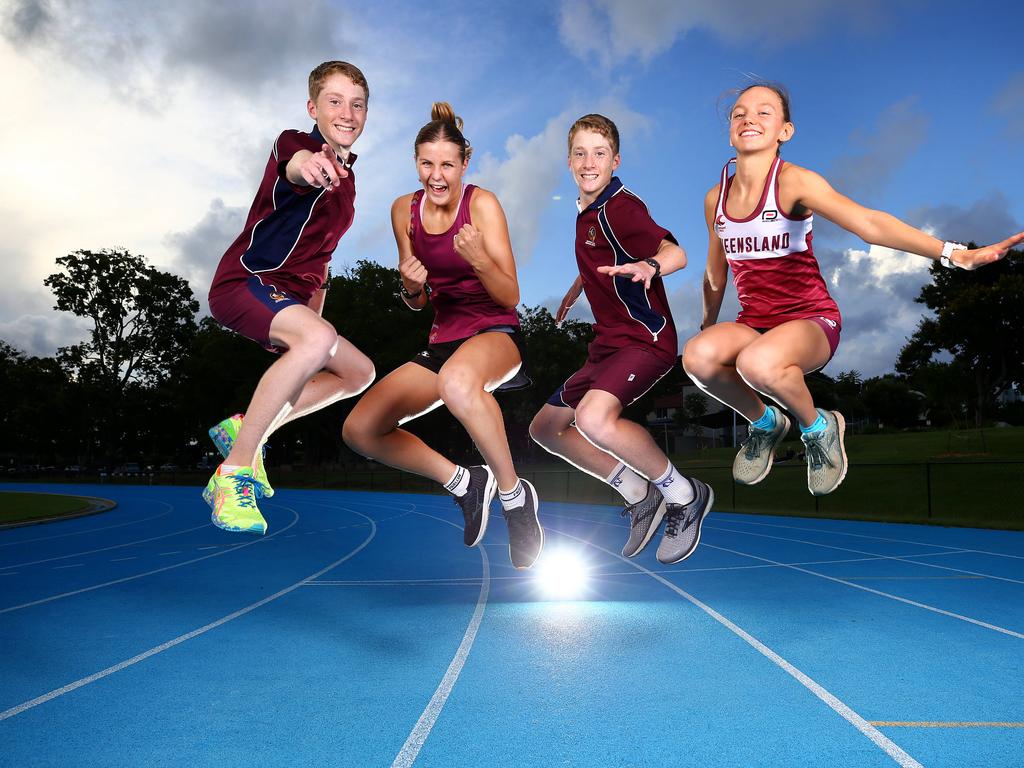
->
<box><xmin>342</xmin><ymin>103</ymin><xmax>543</xmax><ymax>569</ymax></box>
<box><xmin>203</xmin><ymin>61</ymin><xmax>376</xmax><ymax>534</ymax></box>
<box><xmin>683</xmin><ymin>82</ymin><xmax>1024</xmax><ymax>496</ymax></box>
<box><xmin>530</xmin><ymin>114</ymin><xmax>714</xmax><ymax>565</ymax></box>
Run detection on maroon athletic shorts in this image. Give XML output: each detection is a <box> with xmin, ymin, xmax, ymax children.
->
<box><xmin>547</xmin><ymin>343</ymin><xmax>674</xmax><ymax>410</ymax></box>
<box><xmin>208</xmin><ymin>276</ymin><xmax>304</xmax><ymax>352</ymax></box>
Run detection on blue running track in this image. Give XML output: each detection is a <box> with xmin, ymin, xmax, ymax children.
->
<box><xmin>1</xmin><ymin>483</ymin><xmax>1022</xmax><ymax>767</ymax></box>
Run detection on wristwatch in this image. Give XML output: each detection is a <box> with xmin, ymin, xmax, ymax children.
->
<box><xmin>643</xmin><ymin>258</ymin><xmax>661</xmax><ymax>278</ymax></box>
<box><xmin>399</xmin><ymin>282</ymin><xmax>422</xmax><ymax>300</ymax></box>
<box><xmin>940</xmin><ymin>241</ymin><xmax>966</xmax><ymax>270</ymax></box>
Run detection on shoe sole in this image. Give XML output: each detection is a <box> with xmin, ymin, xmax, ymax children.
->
<box><xmin>733</xmin><ymin>412</ymin><xmax>791</xmax><ymax>486</ymax></box>
<box><xmin>810</xmin><ymin>411</ymin><xmax>848</xmax><ymax>496</ymax></box>
<box><xmin>622</xmin><ymin>497</ymin><xmax>668</xmax><ymax>558</ymax></box>
<box><xmin>511</xmin><ymin>479</ymin><xmax>543</xmax><ymax>569</ymax></box>
<box><xmin>657</xmin><ymin>485</ymin><xmax>715</xmax><ymax>565</ymax></box>
<box><xmin>210</xmin><ymin>511</ymin><xmax>266</xmax><ymax>535</ymax></box>
<box><xmin>466</xmin><ymin>466</ymin><xmax>496</xmax><ymax>548</ymax></box>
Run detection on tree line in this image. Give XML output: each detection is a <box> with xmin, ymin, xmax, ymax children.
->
<box><xmin>2</xmin><ymin>247</ymin><xmax>1021</xmax><ymax>469</ymax></box>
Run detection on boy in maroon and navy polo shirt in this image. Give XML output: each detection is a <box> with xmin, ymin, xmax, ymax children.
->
<box><xmin>530</xmin><ymin>114</ymin><xmax>713</xmax><ymax>565</ymax></box>
<box><xmin>202</xmin><ymin>61</ymin><xmax>375</xmax><ymax>534</ymax></box>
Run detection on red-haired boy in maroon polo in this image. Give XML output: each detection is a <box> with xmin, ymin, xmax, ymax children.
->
<box><xmin>202</xmin><ymin>62</ymin><xmax>376</xmax><ymax>534</ymax></box>
<box><xmin>530</xmin><ymin>114</ymin><xmax>713</xmax><ymax>564</ymax></box>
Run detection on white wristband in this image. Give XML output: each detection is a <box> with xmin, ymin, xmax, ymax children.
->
<box><xmin>940</xmin><ymin>241</ymin><xmax>966</xmax><ymax>269</ymax></box>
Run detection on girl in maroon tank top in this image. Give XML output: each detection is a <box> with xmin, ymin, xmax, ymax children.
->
<box><xmin>681</xmin><ymin>82</ymin><xmax>1023</xmax><ymax>498</ymax></box>
<box><xmin>343</xmin><ymin>102</ymin><xmax>543</xmax><ymax>569</ymax></box>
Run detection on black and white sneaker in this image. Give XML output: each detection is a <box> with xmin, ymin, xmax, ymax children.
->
<box><xmin>502</xmin><ymin>479</ymin><xmax>543</xmax><ymax>569</ymax></box>
<box><xmin>453</xmin><ymin>465</ymin><xmax>496</xmax><ymax>547</ymax></box>
<box><xmin>656</xmin><ymin>478</ymin><xmax>714</xmax><ymax>565</ymax></box>
<box><xmin>620</xmin><ymin>482</ymin><xmax>668</xmax><ymax>558</ymax></box>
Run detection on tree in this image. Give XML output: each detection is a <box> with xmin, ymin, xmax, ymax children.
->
<box><xmin>896</xmin><ymin>248</ymin><xmax>1024</xmax><ymax>425</ymax></box>
<box><xmin>45</xmin><ymin>248</ymin><xmax>199</xmax><ymax>390</ymax></box>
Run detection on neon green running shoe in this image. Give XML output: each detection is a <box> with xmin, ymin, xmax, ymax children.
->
<box><xmin>208</xmin><ymin>414</ymin><xmax>274</xmax><ymax>498</ymax></box>
<box><xmin>204</xmin><ymin>467</ymin><xmax>267</xmax><ymax>535</ymax></box>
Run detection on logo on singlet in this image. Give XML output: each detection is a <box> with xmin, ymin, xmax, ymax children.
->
<box><xmin>585</xmin><ymin>226</ymin><xmax>597</xmax><ymax>247</ymax></box>
<box><xmin>715</xmin><ymin>215</ymin><xmax>726</xmax><ymax>232</ymax></box>
<box><xmin>762</xmin><ymin>210</ymin><xmax>778</xmax><ymax>222</ymax></box>
<box><xmin>269</xmin><ymin>291</ymin><xmax>289</xmax><ymax>303</ymax></box>
<box><xmin>627</xmin><ymin>373</ymin><xmax>636</xmax><ymax>382</ymax></box>
<box><xmin>819</xmin><ymin>316</ymin><xmax>837</xmax><ymax>329</ymax></box>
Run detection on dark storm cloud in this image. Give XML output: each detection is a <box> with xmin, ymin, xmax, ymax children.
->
<box><xmin>164</xmin><ymin>198</ymin><xmax>247</xmax><ymax>313</ymax></box>
<box><xmin>1</xmin><ymin>0</ymin><xmax>52</xmax><ymax>42</ymax></box>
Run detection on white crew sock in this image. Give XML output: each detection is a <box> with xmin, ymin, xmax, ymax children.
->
<box><xmin>652</xmin><ymin>462</ymin><xmax>695</xmax><ymax>506</ymax></box>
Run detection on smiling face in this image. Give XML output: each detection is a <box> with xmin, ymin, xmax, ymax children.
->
<box><xmin>729</xmin><ymin>85</ymin><xmax>793</xmax><ymax>156</ymax></box>
<box><xmin>569</xmin><ymin>128</ymin><xmax>620</xmax><ymax>206</ymax></box>
<box><xmin>307</xmin><ymin>73</ymin><xmax>367</xmax><ymax>156</ymax></box>
<box><xmin>416</xmin><ymin>140</ymin><xmax>468</xmax><ymax>206</ymax></box>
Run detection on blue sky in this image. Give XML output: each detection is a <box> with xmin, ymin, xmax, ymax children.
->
<box><xmin>2</xmin><ymin>0</ymin><xmax>1022</xmax><ymax>377</ymax></box>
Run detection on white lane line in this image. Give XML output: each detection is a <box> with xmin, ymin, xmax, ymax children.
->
<box><xmin>0</xmin><ymin>520</ymin><xmax>210</xmax><ymax>570</ymax></box>
<box><xmin>308</xmin><ymin>579</ymin><xmax>485</xmax><ymax>587</ymax></box>
<box><xmin>392</xmin><ymin>510</ymin><xmax>490</xmax><ymax>768</ymax></box>
<box><xmin>704</xmin><ymin>525</ymin><xmax>1024</xmax><ymax>586</ymax></box>
<box><xmin>158</xmin><ymin>551</ymin><xmax>182</xmax><ymax>556</ymax></box>
<box><xmin>110</xmin><ymin>557</ymin><xmax>137</xmax><ymax>562</ymax></box>
<box><xmin>197</xmin><ymin>546</ymin><xmax>218</xmax><ymax>551</ymax></box>
<box><xmin>0</xmin><ymin>572</ymin><xmax>17</xmax><ymax>576</ymax></box>
<box><xmin>549</xmin><ymin>526</ymin><xmax>924</xmax><ymax>768</ymax></box>
<box><xmin>707</xmin><ymin>544</ymin><xmax>1024</xmax><ymax>640</ymax></box>
<box><xmin>0</xmin><ymin>509</ymin><xmax>377</xmax><ymax>723</ymax></box>
<box><xmin>0</xmin><ymin>508</ymin><xmax>300</xmax><ymax>615</ymax></box>
<box><xmin>52</xmin><ymin>564</ymin><xmax>85</xmax><ymax>570</ymax></box>
<box><xmin>710</xmin><ymin>517</ymin><xmax>1024</xmax><ymax>559</ymax></box>
<box><xmin>0</xmin><ymin>502</ymin><xmax>173</xmax><ymax>548</ymax></box>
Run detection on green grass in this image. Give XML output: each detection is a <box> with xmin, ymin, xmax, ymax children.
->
<box><xmin>0</xmin><ymin>492</ymin><xmax>100</xmax><ymax>525</ymax></box>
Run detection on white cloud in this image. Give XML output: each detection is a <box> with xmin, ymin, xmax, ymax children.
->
<box><xmin>557</xmin><ymin>0</ymin><xmax>892</xmax><ymax>68</ymax></box>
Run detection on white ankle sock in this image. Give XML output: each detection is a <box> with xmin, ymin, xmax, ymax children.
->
<box><xmin>652</xmin><ymin>462</ymin><xmax>695</xmax><ymax>505</ymax></box>
<box><xmin>444</xmin><ymin>465</ymin><xmax>471</xmax><ymax>496</ymax></box>
<box><xmin>499</xmin><ymin>480</ymin><xmax>526</xmax><ymax>510</ymax></box>
<box><xmin>605</xmin><ymin>462</ymin><xmax>648</xmax><ymax>504</ymax></box>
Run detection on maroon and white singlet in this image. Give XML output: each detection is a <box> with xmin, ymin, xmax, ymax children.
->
<box><xmin>409</xmin><ymin>184</ymin><xmax>519</xmax><ymax>343</ymax></box>
<box><xmin>715</xmin><ymin>157</ymin><xmax>840</xmax><ymax>330</ymax></box>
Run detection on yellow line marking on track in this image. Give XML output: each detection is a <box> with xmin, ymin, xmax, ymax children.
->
<box><xmin>839</xmin><ymin>575</ymin><xmax>983</xmax><ymax>581</ymax></box>
<box><xmin>871</xmin><ymin>722</ymin><xmax>1024</xmax><ymax>728</ymax></box>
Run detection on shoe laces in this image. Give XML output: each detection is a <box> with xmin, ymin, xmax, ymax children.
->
<box><xmin>803</xmin><ymin>433</ymin><xmax>834</xmax><ymax>471</ymax></box>
<box><xmin>663</xmin><ymin>504</ymin><xmax>683</xmax><ymax>537</ymax></box>
<box><xmin>231</xmin><ymin>474</ymin><xmax>258</xmax><ymax>509</ymax></box>
<box><xmin>742</xmin><ymin>426</ymin><xmax>772</xmax><ymax>460</ymax></box>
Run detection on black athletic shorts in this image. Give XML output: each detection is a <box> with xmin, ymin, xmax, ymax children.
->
<box><xmin>410</xmin><ymin>324</ymin><xmax>531</xmax><ymax>392</ymax></box>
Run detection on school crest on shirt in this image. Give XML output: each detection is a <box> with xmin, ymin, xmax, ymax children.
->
<box><xmin>269</xmin><ymin>291</ymin><xmax>289</xmax><ymax>303</ymax></box>
<box><xmin>585</xmin><ymin>226</ymin><xmax>597</xmax><ymax>246</ymax></box>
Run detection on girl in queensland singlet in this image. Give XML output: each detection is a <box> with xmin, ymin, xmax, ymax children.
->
<box><xmin>343</xmin><ymin>102</ymin><xmax>543</xmax><ymax>569</ymax></box>
<box><xmin>682</xmin><ymin>83</ymin><xmax>1024</xmax><ymax>497</ymax></box>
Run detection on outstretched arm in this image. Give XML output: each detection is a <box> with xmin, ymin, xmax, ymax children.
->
<box><xmin>595</xmin><ymin>238</ymin><xmax>687</xmax><ymax>289</ymax></box>
<box><xmin>701</xmin><ymin>185</ymin><xmax>729</xmax><ymax>329</ymax></box>
<box><xmin>454</xmin><ymin>189</ymin><xmax>520</xmax><ymax>309</ymax></box>
<box><xmin>285</xmin><ymin>143</ymin><xmax>349</xmax><ymax>190</ymax></box>
<box><xmin>787</xmin><ymin>165</ymin><xmax>1024</xmax><ymax>270</ymax></box>
<box><xmin>555</xmin><ymin>274</ymin><xmax>584</xmax><ymax>327</ymax></box>
<box><xmin>391</xmin><ymin>195</ymin><xmax>429</xmax><ymax>310</ymax></box>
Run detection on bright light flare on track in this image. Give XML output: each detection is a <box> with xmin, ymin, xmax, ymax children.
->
<box><xmin>534</xmin><ymin>547</ymin><xmax>590</xmax><ymax>600</ymax></box>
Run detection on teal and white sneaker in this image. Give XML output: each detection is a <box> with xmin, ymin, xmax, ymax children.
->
<box><xmin>733</xmin><ymin>406</ymin><xmax>791</xmax><ymax>485</ymax></box>
<box><xmin>801</xmin><ymin>409</ymin><xmax>848</xmax><ymax>496</ymax></box>
<box><xmin>208</xmin><ymin>414</ymin><xmax>274</xmax><ymax>498</ymax></box>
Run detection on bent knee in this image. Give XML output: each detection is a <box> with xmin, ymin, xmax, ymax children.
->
<box><xmin>437</xmin><ymin>367</ymin><xmax>484</xmax><ymax>411</ymax></box>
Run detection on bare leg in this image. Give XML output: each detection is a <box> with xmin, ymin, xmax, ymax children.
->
<box><xmin>435</xmin><ymin>332</ymin><xmax>523</xmax><ymax>491</ymax></box>
<box><xmin>280</xmin><ymin>335</ymin><xmax>375</xmax><ymax>424</ymax></box>
<box><xmin>572</xmin><ymin>390</ymin><xmax>671</xmax><ymax>480</ymax></box>
<box><xmin>529</xmin><ymin>403</ymin><xmax>620</xmax><ymax>480</ymax></box>
<box><xmin>681</xmin><ymin>322</ymin><xmax>766</xmax><ymax>422</ymax></box>
<box><xmin>734</xmin><ymin>320</ymin><xmax>831</xmax><ymax>427</ymax></box>
<box><xmin>342</xmin><ymin>363</ymin><xmax>455</xmax><ymax>484</ymax></box>
<box><xmin>224</xmin><ymin>305</ymin><xmax>372</xmax><ymax>468</ymax></box>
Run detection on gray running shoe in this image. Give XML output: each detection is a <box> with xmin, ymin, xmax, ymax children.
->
<box><xmin>453</xmin><ymin>465</ymin><xmax>496</xmax><ymax>547</ymax></box>
<box><xmin>656</xmin><ymin>478</ymin><xmax>714</xmax><ymax>565</ymax></box>
<box><xmin>733</xmin><ymin>406</ymin><xmax>791</xmax><ymax>485</ymax></box>
<box><xmin>620</xmin><ymin>482</ymin><xmax>668</xmax><ymax>557</ymax></box>
<box><xmin>801</xmin><ymin>409</ymin><xmax>848</xmax><ymax>496</ymax></box>
<box><xmin>503</xmin><ymin>479</ymin><xmax>543</xmax><ymax>569</ymax></box>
